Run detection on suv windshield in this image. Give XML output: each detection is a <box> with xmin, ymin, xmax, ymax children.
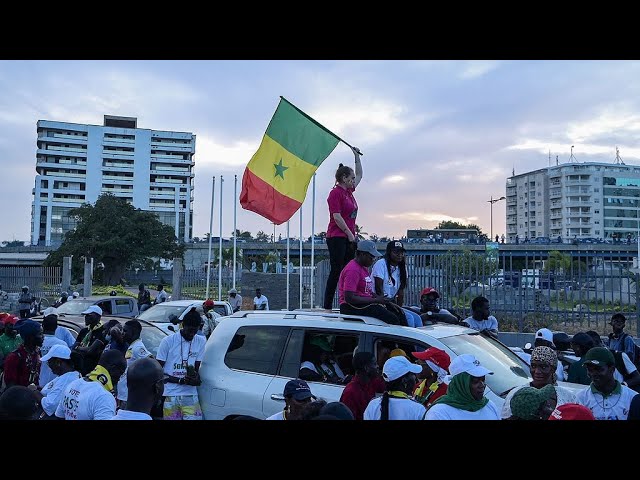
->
<box><xmin>57</xmin><ymin>300</ymin><xmax>96</xmax><ymax>315</ymax></box>
<box><xmin>138</xmin><ymin>305</ymin><xmax>189</xmax><ymax>323</ymax></box>
<box><xmin>140</xmin><ymin>324</ymin><xmax>168</xmax><ymax>357</ymax></box>
<box><xmin>439</xmin><ymin>333</ymin><xmax>531</xmax><ymax>397</ymax></box>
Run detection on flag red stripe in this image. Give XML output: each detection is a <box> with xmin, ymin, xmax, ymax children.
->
<box><xmin>240</xmin><ymin>168</ymin><xmax>302</xmax><ymax>225</ymax></box>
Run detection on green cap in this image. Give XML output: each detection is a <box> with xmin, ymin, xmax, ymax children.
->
<box><xmin>510</xmin><ymin>384</ymin><xmax>556</xmax><ymax>420</ymax></box>
<box><xmin>583</xmin><ymin>347</ymin><xmax>615</xmax><ymax>367</ymax></box>
<box><xmin>310</xmin><ymin>335</ymin><xmax>332</xmax><ymax>352</ymax></box>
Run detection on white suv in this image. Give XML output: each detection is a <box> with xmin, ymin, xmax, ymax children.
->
<box><xmin>197</xmin><ymin>310</ymin><xmax>579</xmax><ymax>420</ymax></box>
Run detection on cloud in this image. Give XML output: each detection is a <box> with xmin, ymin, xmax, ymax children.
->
<box><xmin>384</xmin><ymin>211</ymin><xmax>479</xmax><ymax>225</ymax></box>
<box><xmin>381</xmin><ymin>175</ymin><xmax>406</xmax><ymax>185</ymax></box>
<box><xmin>459</xmin><ymin>61</ymin><xmax>501</xmax><ymax>79</ymax></box>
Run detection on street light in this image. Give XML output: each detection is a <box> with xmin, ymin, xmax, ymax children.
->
<box><xmin>487</xmin><ymin>195</ymin><xmax>506</xmax><ymax>240</ymax></box>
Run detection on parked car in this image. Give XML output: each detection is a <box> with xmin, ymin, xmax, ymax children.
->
<box><xmin>136</xmin><ymin>299</ymin><xmax>223</xmax><ymax>335</ymax></box>
<box><xmin>197</xmin><ymin>310</ymin><xmax>586</xmax><ymax>420</ymax></box>
<box><xmin>33</xmin><ymin>315</ymin><xmax>168</xmax><ymax>357</ymax></box>
<box><xmin>37</xmin><ymin>296</ymin><xmax>138</xmax><ymax>318</ymax></box>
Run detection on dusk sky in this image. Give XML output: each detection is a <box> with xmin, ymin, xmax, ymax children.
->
<box><xmin>2</xmin><ymin>60</ymin><xmax>640</xmax><ymax>243</ymax></box>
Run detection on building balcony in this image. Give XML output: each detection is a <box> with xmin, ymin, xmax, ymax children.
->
<box><xmin>36</xmin><ymin>148</ymin><xmax>86</xmax><ymax>159</ymax></box>
<box><xmin>41</xmin><ymin>171</ymin><xmax>86</xmax><ymax>179</ymax></box>
<box><xmin>564</xmin><ymin>201</ymin><xmax>592</xmax><ymax>207</ymax></box>
<box><xmin>102</xmin><ymin>150</ymin><xmax>134</xmax><ymax>158</ymax></box>
<box><xmin>37</xmin><ymin>135</ymin><xmax>87</xmax><ymax>145</ymax></box>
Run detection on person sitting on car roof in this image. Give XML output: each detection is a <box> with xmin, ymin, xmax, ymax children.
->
<box><xmin>462</xmin><ymin>296</ymin><xmax>498</xmax><ymax>339</ymax></box>
<box><xmin>413</xmin><ymin>287</ymin><xmax>458</xmax><ymax>325</ymax></box>
<box><xmin>501</xmin><ymin>346</ymin><xmax>575</xmax><ymax>419</ymax></box>
<box><xmin>425</xmin><ymin>354</ymin><xmax>500</xmax><ymax>420</ymax></box>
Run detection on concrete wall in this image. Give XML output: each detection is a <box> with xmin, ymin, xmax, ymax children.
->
<box><xmin>241</xmin><ymin>272</ymin><xmax>305</xmax><ymax>310</ymax></box>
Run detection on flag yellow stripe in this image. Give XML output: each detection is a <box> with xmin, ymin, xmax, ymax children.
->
<box><xmin>247</xmin><ymin>134</ymin><xmax>318</xmax><ymax>203</ymax></box>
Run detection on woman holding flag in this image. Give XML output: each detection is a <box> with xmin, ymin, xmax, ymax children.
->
<box><xmin>323</xmin><ymin>145</ymin><xmax>363</xmax><ymax>310</ymax></box>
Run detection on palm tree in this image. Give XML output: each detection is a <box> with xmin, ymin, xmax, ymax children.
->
<box><xmin>355</xmin><ymin>224</ymin><xmax>368</xmax><ymax>241</ymax></box>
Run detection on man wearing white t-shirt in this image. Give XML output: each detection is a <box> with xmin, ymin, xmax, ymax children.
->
<box><xmin>228</xmin><ymin>288</ymin><xmax>242</xmax><ymax>313</ymax></box>
<box><xmin>463</xmin><ymin>296</ymin><xmax>498</xmax><ymax>338</ymax></box>
<box><xmin>253</xmin><ymin>288</ymin><xmax>269</xmax><ymax>310</ymax></box>
<box><xmin>156</xmin><ymin>308</ymin><xmax>206</xmax><ymax>420</ymax></box>
<box><xmin>32</xmin><ymin>345</ymin><xmax>81</xmax><ymax>419</ymax></box>
<box><xmin>575</xmin><ymin>347</ymin><xmax>638</xmax><ymax>420</ymax></box>
<box><xmin>55</xmin><ymin>349</ymin><xmax>126</xmax><ymax>420</ymax></box>
<box><xmin>39</xmin><ymin>314</ymin><xmax>67</xmax><ymax>387</ymax></box>
<box><xmin>116</xmin><ymin>320</ymin><xmax>152</xmax><ymax>408</ymax></box>
<box><xmin>111</xmin><ymin>357</ymin><xmax>164</xmax><ymax>420</ymax></box>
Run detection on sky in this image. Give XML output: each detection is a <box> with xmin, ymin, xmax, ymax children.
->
<box><xmin>2</xmin><ymin>60</ymin><xmax>640</xmax><ymax>243</ymax></box>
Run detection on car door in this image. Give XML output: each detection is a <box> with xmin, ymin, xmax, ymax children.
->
<box><xmin>263</xmin><ymin>328</ymin><xmax>363</xmax><ymax>418</ymax></box>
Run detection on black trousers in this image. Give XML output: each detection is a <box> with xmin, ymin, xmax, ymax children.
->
<box><xmin>323</xmin><ymin>236</ymin><xmax>355</xmax><ymax>309</ymax></box>
<box><xmin>339</xmin><ymin>303</ymin><xmax>406</xmax><ymax>326</ymax></box>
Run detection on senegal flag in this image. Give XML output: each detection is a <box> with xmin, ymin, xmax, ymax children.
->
<box><xmin>240</xmin><ymin>97</ymin><xmax>340</xmax><ymax>224</ymax></box>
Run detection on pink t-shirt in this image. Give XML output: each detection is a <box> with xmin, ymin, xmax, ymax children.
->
<box><xmin>338</xmin><ymin>259</ymin><xmax>375</xmax><ymax>305</ymax></box>
<box><xmin>326</xmin><ymin>185</ymin><xmax>358</xmax><ymax>238</ymax></box>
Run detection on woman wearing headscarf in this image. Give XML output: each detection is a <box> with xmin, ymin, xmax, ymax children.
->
<box><xmin>501</xmin><ymin>345</ymin><xmax>576</xmax><ymax>419</ymax></box>
<box><xmin>507</xmin><ymin>384</ymin><xmax>557</xmax><ymax>420</ymax></box>
<box><xmin>425</xmin><ymin>354</ymin><xmax>500</xmax><ymax>420</ymax></box>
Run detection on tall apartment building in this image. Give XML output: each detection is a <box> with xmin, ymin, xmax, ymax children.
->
<box><xmin>506</xmin><ymin>161</ymin><xmax>640</xmax><ymax>243</ymax></box>
<box><xmin>31</xmin><ymin>115</ymin><xmax>195</xmax><ymax>246</ymax></box>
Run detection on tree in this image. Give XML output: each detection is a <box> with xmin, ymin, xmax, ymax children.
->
<box><xmin>255</xmin><ymin>231</ymin><xmax>270</xmax><ymax>242</ymax></box>
<box><xmin>355</xmin><ymin>224</ymin><xmax>368</xmax><ymax>240</ymax></box>
<box><xmin>44</xmin><ymin>194</ymin><xmax>184</xmax><ymax>285</ymax></box>
<box><xmin>544</xmin><ymin>250</ymin><xmax>571</xmax><ymax>274</ymax></box>
<box><xmin>436</xmin><ymin>220</ymin><xmax>485</xmax><ymax>237</ymax></box>
<box><xmin>369</xmin><ymin>233</ymin><xmax>380</xmax><ymax>242</ymax></box>
<box><xmin>232</xmin><ymin>229</ymin><xmax>253</xmax><ymax>240</ymax></box>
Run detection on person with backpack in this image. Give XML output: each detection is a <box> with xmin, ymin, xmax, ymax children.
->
<box><xmin>608</xmin><ymin>314</ymin><xmax>639</xmax><ymax>366</ymax></box>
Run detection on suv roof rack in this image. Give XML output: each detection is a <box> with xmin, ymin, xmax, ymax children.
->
<box><xmin>229</xmin><ymin>310</ymin><xmax>391</xmax><ymax>326</ymax></box>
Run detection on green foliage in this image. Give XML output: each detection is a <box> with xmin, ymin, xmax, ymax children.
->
<box><xmin>436</xmin><ymin>220</ymin><xmax>485</xmax><ymax>237</ymax></box>
<box><xmin>91</xmin><ymin>285</ymin><xmax>137</xmax><ymax>298</ymax></box>
<box><xmin>544</xmin><ymin>250</ymin><xmax>572</xmax><ymax>273</ymax></box>
<box><xmin>44</xmin><ymin>194</ymin><xmax>185</xmax><ymax>285</ymax></box>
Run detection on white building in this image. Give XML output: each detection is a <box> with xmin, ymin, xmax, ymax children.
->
<box><xmin>506</xmin><ymin>161</ymin><xmax>640</xmax><ymax>243</ymax></box>
<box><xmin>31</xmin><ymin>115</ymin><xmax>195</xmax><ymax>246</ymax></box>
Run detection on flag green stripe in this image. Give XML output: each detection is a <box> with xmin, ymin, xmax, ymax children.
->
<box><xmin>265</xmin><ymin>99</ymin><xmax>339</xmax><ymax>167</ymax></box>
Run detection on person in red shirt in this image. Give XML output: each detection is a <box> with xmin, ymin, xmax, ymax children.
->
<box><xmin>3</xmin><ymin>319</ymin><xmax>43</xmax><ymax>388</ymax></box>
<box><xmin>411</xmin><ymin>347</ymin><xmax>451</xmax><ymax>408</ymax></box>
<box><xmin>340</xmin><ymin>351</ymin><xmax>384</xmax><ymax>420</ymax></box>
<box><xmin>323</xmin><ymin>146</ymin><xmax>363</xmax><ymax>310</ymax></box>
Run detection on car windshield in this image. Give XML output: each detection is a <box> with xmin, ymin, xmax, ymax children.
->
<box><xmin>57</xmin><ymin>300</ymin><xmax>96</xmax><ymax>315</ymax></box>
<box><xmin>439</xmin><ymin>333</ymin><xmax>531</xmax><ymax>397</ymax></box>
<box><xmin>213</xmin><ymin>305</ymin><xmax>227</xmax><ymax>316</ymax></box>
<box><xmin>138</xmin><ymin>304</ymin><xmax>188</xmax><ymax>323</ymax></box>
<box><xmin>140</xmin><ymin>325</ymin><xmax>168</xmax><ymax>357</ymax></box>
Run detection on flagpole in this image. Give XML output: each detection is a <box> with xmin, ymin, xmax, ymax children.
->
<box><xmin>280</xmin><ymin>96</ymin><xmax>363</xmax><ymax>155</ymax></box>
<box><xmin>206</xmin><ymin>176</ymin><xmax>215</xmax><ymax>299</ymax></box>
<box><xmin>286</xmin><ymin>221</ymin><xmax>290</xmax><ymax>310</ymax></box>
<box><xmin>310</xmin><ymin>174</ymin><xmax>316</xmax><ymax>308</ymax></box>
<box><xmin>299</xmin><ymin>207</ymin><xmax>303</xmax><ymax>310</ymax></box>
<box><xmin>218</xmin><ymin>175</ymin><xmax>224</xmax><ymax>301</ymax></box>
<box><xmin>233</xmin><ymin>174</ymin><xmax>237</xmax><ymax>289</ymax></box>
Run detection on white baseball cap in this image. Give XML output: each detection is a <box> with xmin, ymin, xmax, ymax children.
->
<box><xmin>41</xmin><ymin>344</ymin><xmax>71</xmax><ymax>362</ymax></box>
<box><xmin>535</xmin><ymin>328</ymin><xmax>554</xmax><ymax>344</ymax></box>
<box><xmin>382</xmin><ymin>356</ymin><xmax>422</xmax><ymax>382</ymax></box>
<box><xmin>81</xmin><ymin>305</ymin><xmax>103</xmax><ymax>316</ymax></box>
<box><xmin>449</xmin><ymin>354</ymin><xmax>493</xmax><ymax>378</ymax></box>
<box><xmin>42</xmin><ymin>307</ymin><xmax>58</xmax><ymax>317</ymax></box>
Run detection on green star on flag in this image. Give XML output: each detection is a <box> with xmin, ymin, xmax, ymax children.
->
<box><xmin>274</xmin><ymin>159</ymin><xmax>289</xmax><ymax>179</ymax></box>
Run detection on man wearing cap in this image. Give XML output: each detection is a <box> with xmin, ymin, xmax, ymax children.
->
<box><xmin>575</xmin><ymin>347</ymin><xmax>638</xmax><ymax>420</ymax></box>
<box><xmin>42</xmin><ymin>307</ymin><xmax>74</xmax><ymax>348</ymax></box>
<box><xmin>55</xmin><ymin>349</ymin><xmax>126</xmax><ymax>420</ymax></box>
<box><xmin>0</xmin><ymin>315</ymin><xmax>22</xmax><ymax>361</ymax></box>
<box><xmin>253</xmin><ymin>288</ymin><xmax>269</xmax><ymax>310</ymax></box>
<box><xmin>463</xmin><ymin>296</ymin><xmax>499</xmax><ymax>338</ymax></box>
<box><xmin>411</xmin><ymin>347</ymin><xmax>451</xmax><ymax>408</ymax></box>
<box><xmin>202</xmin><ymin>299</ymin><xmax>217</xmax><ymax>337</ymax></box>
<box><xmin>340</xmin><ymin>351</ymin><xmax>384</xmax><ymax>420</ymax></box>
<box><xmin>32</xmin><ymin>344</ymin><xmax>80</xmax><ymax>418</ymax></box>
<box><xmin>228</xmin><ymin>288</ymin><xmax>242</xmax><ymax>313</ymax></box>
<box><xmin>338</xmin><ymin>240</ymin><xmax>406</xmax><ymax>325</ymax></box>
<box><xmin>18</xmin><ymin>286</ymin><xmax>34</xmax><ymax>319</ymax></box>
<box><xmin>266</xmin><ymin>379</ymin><xmax>315</xmax><ymax>420</ymax></box>
<box><xmin>3</xmin><ymin>319</ymin><xmax>43</xmax><ymax>388</ymax></box>
<box><xmin>425</xmin><ymin>354</ymin><xmax>500</xmax><ymax>420</ymax></box>
<box><xmin>364</xmin><ymin>356</ymin><xmax>425</xmax><ymax>420</ymax></box>
<box><xmin>72</xmin><ymin>305</ymin><xmax>107</xmax><ymax>375</ymax></box>
<box><xmin>416</xmin><ymin>287</ymin><xmax>457</xmax><ymax>325</ymax></box>
<box><xmin>607</xmin><ymin>313</ymin><xmax>637</xmax><ymax>364</ymax></box>
<box><xmin>38</xmin><ymin>313</ymin><xmax>67</xmax><ymax>387</ymax></box>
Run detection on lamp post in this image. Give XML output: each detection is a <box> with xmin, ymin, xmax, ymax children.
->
<box><xmin>487</xmin><ymin>196</ymin><xmax>506</xmax><ymax>240</ymax></box>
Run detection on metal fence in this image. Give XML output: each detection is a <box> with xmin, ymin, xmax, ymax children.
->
<box><xmin>315</xmin><ymin>250</ymin><xmax>640</xmax><ymax>335</ymax></box>
<box><xmin>0</xmin><ymin>266</ymin><xmax>62</xmax><ymax>300</ymax></box>
<box><xmin>180</xmin><ymin>267</ymin><xmax>243</xmax><ymax>301</ymax></box>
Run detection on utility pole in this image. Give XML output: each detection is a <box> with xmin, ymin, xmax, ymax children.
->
<box><xmin>487</xmin><ymin>195</ymin><xmax>506</xmax><ymax>240</ymax></box>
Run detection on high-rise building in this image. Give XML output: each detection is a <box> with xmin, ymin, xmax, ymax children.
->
<box><xmin>31</xmin><ymin>115</ymin><xmax>195</xmax><ymax>246</ymax></box>
<box><xmin>506</xmin><ymin>161</ymin><xmax>640</xmax><ymax>243</ymax></box>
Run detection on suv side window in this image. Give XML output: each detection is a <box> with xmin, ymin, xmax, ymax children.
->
<box><xmin>97</xmin><ymin>300</ymin><xmax>112</xmax><ymax>315</ymax></box>
<box><xmin>374</xmin><ymin>336</ymin><xmax>431</xmax><ymax>370</ymax></box>
<box><xmin>224</xmin><ymin>326</ymin><xmax>289</xmax><ymax>375</ymax></box>
<box><xmin>298</xmin><ymin>331</ymin><xmax>360</xmax><ymax>384</ymax></box>
<box><xmin>115</xmin><ymin>298</ymin><xmax>132</xmax><ymax>314</ymax></box>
